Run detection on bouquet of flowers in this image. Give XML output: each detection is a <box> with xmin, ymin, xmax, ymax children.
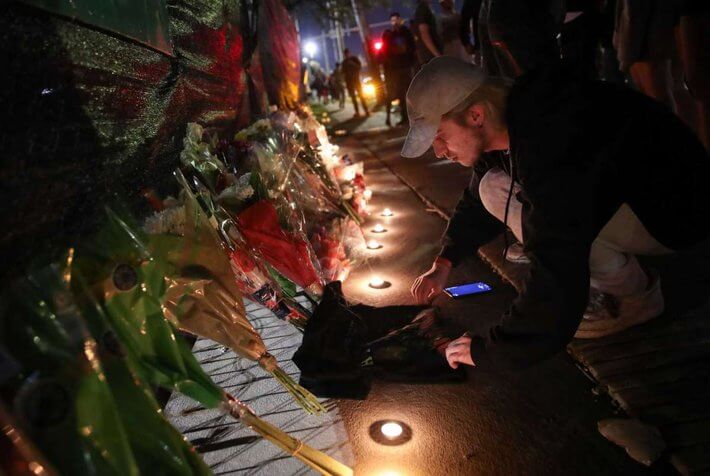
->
<box><xmin>182</xmin><ymin>122</ymin><xmax>326</xmax><ymax>296</ymax></box>
<box><xmin>70</xmin><ymin>231</ymin><xmax>352</xmax><ymax>474</ymax></box>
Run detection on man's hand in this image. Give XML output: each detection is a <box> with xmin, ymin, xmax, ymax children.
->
<box><xmin>411</xmin><ymin>258</ymin><xmax>451</xmax><ymax>304</ymax></box>
<box><xmin>445</xmin><ymin>334</ymin><xmax>475</xmax><ymax>369</ymax></box>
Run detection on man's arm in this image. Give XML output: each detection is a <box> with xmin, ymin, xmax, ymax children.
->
<box><xmin>418</xmin><ymin>23</ymin><xmax>442</xmax><ymax>57</ymax></box>
<box><xmin>412</xmin><ymin>163</ymin><xmax>504</xmax><ymax>304</ymax></box>
<box><xmin>440</xmin><ymin>163</ymin><xmax>504</xmax><ymax>266</ymax></box>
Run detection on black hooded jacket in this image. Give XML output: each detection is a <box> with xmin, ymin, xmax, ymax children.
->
<box><xmin>440</xmin><ymin>62</ymin><xmax>709</xmax><ymax>370</ymax></box>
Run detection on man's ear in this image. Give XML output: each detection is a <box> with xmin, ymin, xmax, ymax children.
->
<box><xmin>467</xmin><ymin>103</ymin><xmax>485</xmax><ymax>127</ymax></box>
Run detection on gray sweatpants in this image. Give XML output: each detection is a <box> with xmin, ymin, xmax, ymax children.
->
<box><xmin>478</xmin><ymin>167</ymin><xmax>672</xmax><ymax>296</ymax></box>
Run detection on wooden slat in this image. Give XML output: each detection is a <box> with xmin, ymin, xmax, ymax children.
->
<box><xmin>604</xmin><ymin>361</ymin><xmax>710</xmax><ymax>392</ymax></box>
<box><xmin>662</xmin><ymin>420</ymin><xmax>710</xmax><ymax>449</ymax></box>
<box><xmin>587</xmin><ymin>345</ymin><xmax>710</xmax><ymax>380</ymax></box>
<box><xmin>669</xmin><ymin>444</ymin><xmax>710</xmax><ymax>475</ymax></box>
<box><xmin>634</xmin><ymin>398</ymin><xmax>710</xmax><ymax>426</ymax></box>
<box><xmin>575</xmin><ymin>331</ymin><xmax>710</xmax><ymax>365</ymax></box>
<box><xmin>568</xmin><ymin>311</ymin><xmax>710</xmax><ymax>354</ymax></box>
<box><xmin>610</xmin><ymin>376</ymin><xmax>710</xmax><ymax>411</ymax></box>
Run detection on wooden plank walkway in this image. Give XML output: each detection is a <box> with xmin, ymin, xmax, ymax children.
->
<box><xmin>479</xmin><ymin>235</ymin><xmax>710</xmax><ymax>475</ymax></box>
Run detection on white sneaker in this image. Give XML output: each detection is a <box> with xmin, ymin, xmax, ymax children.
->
<box><xmin>505</xmin><ymin>242</ymin><xmax>530</xmax><ymax>264</ymax></box>
<box><xmin>575</xmin><ymin>271</ymin><xmax>664</xmax><ymax>339</ymax></box>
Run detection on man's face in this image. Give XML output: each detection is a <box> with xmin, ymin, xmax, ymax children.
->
<box><xmin>390</xmin><ymin>15</ymin><xmax>400</xmax><ymax>28</ymax></box>
<box><xmin>432</xmin><ymin>116</ymin><xmax>486</xmax><ymax>167</ymax></box>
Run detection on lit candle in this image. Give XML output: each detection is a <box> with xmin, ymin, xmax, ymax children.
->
<box><xmin>381</xmin><ymin>208</ymin><xmax>393</xmax><ymax>217</ymax></box>
<box><xmin>366</xmin><ymin>239</ymin><xmax>382</xmax><ymax>250</ymax></box>
<box><xmin>369</xmin><ymin>276</ymin><xmax>387</xmax><ymax>288</ymax></box>
<box><xmin>372</xmin><ymin>224</ymin><xmax>386</xmax><ymax>233</ymax></box>
<box><xmin>381</xmin><ymin>422</ymin><xmax>403</xmax><ymax>438</ymax></box>
<box><xmin>363</xmin><ymin>188</ymin><xmax>373</xmax><ymax>200</ymax></box>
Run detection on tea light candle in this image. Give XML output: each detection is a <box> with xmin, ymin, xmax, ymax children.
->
<box><xmin>372</xmin><ymin>224</ymin><xmax>386</xmax><ymax>233</ymax></box>
<box><xmin>366</xmin><ymin>239</ymin><xmax>382</xmax><ymax>250</ymax></box>
<box><xmin>369</xmin><ymin>276</ymin><xmax>390</xmax><ymax>289</ymax></box>
<box><xmin>381</xmin><ymin>208</ymin><xmax>394</xmax><ymax>217</ymax></box>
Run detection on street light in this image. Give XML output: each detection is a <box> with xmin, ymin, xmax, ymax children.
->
<box><xmin>304</xmin><ymin>41</ymin><xmax>317</xmax><ymax>58</ymax></box>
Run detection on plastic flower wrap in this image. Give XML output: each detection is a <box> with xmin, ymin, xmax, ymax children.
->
<box><xmin>1</xmin><ymin>261</ymin><xmax>139</xmax><ymax>476</ymax></box>
<box><xmin>72</xmin><ymin>207</ymin><xmax>351</xmax><ymax>474</ymax></box>
<box><xmin>0</xmin><ymin>403</ymin><xmax>57</xmax><ymax>476</ymax></box>
<box><xmin>160</xmin><ymin>170</ymin><xmax>324</xmax><ymax>413</ymax></box>
<box><xmin>180</xmin><ymin>123</ymin><xmax>229</xmax><ymax>193</ymax></box>
<box><xmin>11</xmin><ymin>255</ymin><xmax>213</xmax><ymax>475</ymax></box>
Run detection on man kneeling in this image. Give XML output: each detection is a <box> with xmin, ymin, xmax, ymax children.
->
<box><xmin>404</xmin><ymin>57</ymin><xmax>709</xmax><ymax>370</ymax></box>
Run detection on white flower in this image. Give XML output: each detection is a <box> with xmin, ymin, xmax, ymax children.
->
<box><xmin>144</xmin><ymin>205</ymin><xmax>186</xmax><ymax>236</ymax></box>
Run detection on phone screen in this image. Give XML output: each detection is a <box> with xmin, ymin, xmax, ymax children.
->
<box><xmin>444</xmin><ymin>282</ymin><xmax>493</xmax><ymax>298</ymax></box>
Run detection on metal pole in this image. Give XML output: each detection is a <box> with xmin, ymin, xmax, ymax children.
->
<box><xmin>320</xmin><ymin>32</ymin><xmax>330</xmax><ymax>72</ymax></box>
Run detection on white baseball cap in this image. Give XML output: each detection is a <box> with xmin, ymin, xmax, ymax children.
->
<box><xmin>401</xmin><ymin>57</ymin><xmax>488</xmax><ymax>158</ymax></box>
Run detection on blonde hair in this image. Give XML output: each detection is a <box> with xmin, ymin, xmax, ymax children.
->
<box><xmin>444</xmin><ymin>77</ymin><xmax>512</xmax><ymax>130</ymax></box>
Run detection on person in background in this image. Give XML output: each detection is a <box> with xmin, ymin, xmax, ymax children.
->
<box><xmin>382</xmin><ymin>12</ymin><xmax>417</xmax><ymax>126</ymax></box>
<box><xmin>404</xmin><ymin>57</ymin><xmax>708</xmax><ymax>370</ymax></box>
<box><xmin>413</xmin><ymin>0</ymin><xmax>443</xmax><ymax>64</ymax></box>
<box><xmin>439</xmin><ymin>0</ymin><xmax>471</xmax><ymax>62</ymax></box>
<box><xmin>675</xmin><ymin>1</ymin><xmax>710</xmax><ymax>150</ymax></box>
<box><xmin>341</xmin><ymin>49</ymin><xmax>370</xmax><ymax>118</ymax></box>
<box><xmin>329</xmin><ymin>63</ymin><xmax>346</xmax><ymax>109</ymax></box>
<box><xmin>477</xmin><ymin>0</ymin><xmax>562</xmax><ymax>79</ymax></box>
<box><xmin>559</xmin><ymin>0</ymin><xmax>603</xmax><ymax>80</ymax></box>
<box><xmin>614</xmin><ymin>0</ymin><xmax>679</xmax><ymax>113</ymax></box>
<box><xmin>460</xmin><ymin>0</ymin><xmax>483</xmax><ymax>62</ymax></box>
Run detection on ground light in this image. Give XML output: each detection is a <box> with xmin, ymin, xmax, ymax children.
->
<box><xmin>372</xmin><ymin>223</ymin><xmax>386</xmax><ymax>233</ymax></box>
<box><xmin>381</xmin><ymin>208</ymin><xmax>393</xmax><ymax>217</ymax></box>
<box><xmin>366</xmin><ymin>239</ymin><xmax>382</xmax><ymax>250</ymax></box>
<box><xmin>363</xmin><ymin>83</ymin><xmax>376</xmax><ymax>98</ymax></box>
<box><xmin>369</xmin><ymin>420</ymin><xmax>412</xmax><ymax>445</ymax></box>
<box><xmin>368</xmin><ymin>276</ymin><xmax>391</xmax><ymax>289</ymax></box>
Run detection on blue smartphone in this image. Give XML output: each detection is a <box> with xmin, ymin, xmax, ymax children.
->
<box><xmin>444</xmin><ymin>282</ymin><xmax>493</xmax><ymax>298</ymax></box>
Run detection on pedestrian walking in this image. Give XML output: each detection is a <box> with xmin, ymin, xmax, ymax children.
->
<box><xmin>382</xmin><ymin>12</ymin><xmax>417</xmax><ymax>126</ymax></box>
<box><xmin>341</xmin><ymin>49</ymin><xmax>370</xmax><ymax>117</ymax></box>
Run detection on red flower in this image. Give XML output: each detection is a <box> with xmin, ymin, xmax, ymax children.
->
<box><xmin>238</xmin><ymin>200</ymin><xmax>320</xmax><ymax>287</ymax></box>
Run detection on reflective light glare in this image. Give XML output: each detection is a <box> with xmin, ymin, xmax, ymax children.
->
<box><xmin>335</xmin><ymin>129</ymin><xmax>347</xmax><ymax>136</ymax></box>
<box><xmin>344</xmin><ymin>169</ymin><xmax>356</xmax><ymax>181</ymax></box>
<box><xmin>372</xmin><ymin>223</ymin><xmax>386</xmax><ymax>233</ymax></box>
<box><xmin>366</xmin><ymin>239</ymin><xmax>382</xmax><ymax>250</ymax></box>
<box><xmin>381</xmin><ymin>208</ymin><xmax>393</xmax><ymax>217</ymax></box>
<box><xmin>381</xmin><ymin>422</ymin><xmax>403</xmax><ymax>438</ymax></box>
<box><xmin>363</xmin><ymin>188</ymin><xmax>373</xmax><ymax>200</ymax></box>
